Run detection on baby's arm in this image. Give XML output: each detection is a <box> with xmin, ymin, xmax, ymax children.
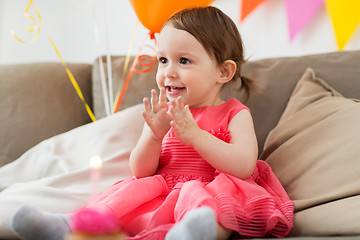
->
<box><xmin>168</xmin><ymin>98</ymin><xmax>258</xmax><ymax>179</ymax></box>
<box><xmin>129</xmin><ymin>88</ymin><xmax>171</xmax><ymax>178</ymax></box>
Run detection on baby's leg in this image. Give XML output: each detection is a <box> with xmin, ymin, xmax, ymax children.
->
<box><xmin>165</xmin><ymin>206</ymin><xmax>232</xmax><ymax>240</ymax></box>
<box><xmin>217</xmin><ymin>224</ymin><xmax>232</xmax><ymax>240</ymax></box>
<box><xmin>10</xmin><ymin>205</ymin><xmax>70</xmax><ymax>240</ymax></box>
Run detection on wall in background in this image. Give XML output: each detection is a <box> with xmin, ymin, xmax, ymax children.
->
<box><xmin>0</xmin><ymin>0</ymin><xmax>359</xmax><ymax>65</ymax></box>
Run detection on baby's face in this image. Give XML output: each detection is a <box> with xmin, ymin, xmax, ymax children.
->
<box><xmin>156</xmin><ymin>25</ymin><xmax>224</xmax><ymax>108</ymax></box>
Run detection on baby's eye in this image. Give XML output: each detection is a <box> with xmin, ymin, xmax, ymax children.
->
<box><xmin>180</xmin><ymin>58</ymin><xmax>191</xmax><ymax>64</ymax></box>
<box><xmin>158</xmin><ymin>57</ymin><xmax>168</xmax><ymax>64</ymax></box>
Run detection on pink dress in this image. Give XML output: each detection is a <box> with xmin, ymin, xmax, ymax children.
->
<box><xmin>81</xmin><ymin>98</ymin><xmax>294</xmax><ymax>239</ymax></box>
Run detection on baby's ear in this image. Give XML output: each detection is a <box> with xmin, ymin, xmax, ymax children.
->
<box><xmin>218</xmin><ymin>60</ymin><xmax>236</xmax><ymax>84</ymax></box>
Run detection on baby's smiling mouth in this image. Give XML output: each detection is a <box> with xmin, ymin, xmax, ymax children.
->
<box><xmin>166</xmin><ymin>86</ymin><xmax>186</xmax><ymax>92</ymax></box>
<box><xmin>166</xmin><ymin>86</ymin><xmax>186</xmax><ymax>96</ymax></box>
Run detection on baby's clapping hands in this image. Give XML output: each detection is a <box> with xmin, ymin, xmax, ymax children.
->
<box><xmin>142</xmin><ymin>88</ymin><xmax>202</xmax><ymax>146</ymax></box>
<box><xmin>168</xmin><ymin>96</ymin><xmax>202</xmax><ymax>146</ymax></box>
<box><xmin>142</xmin><ymin>87</ymin><xmax>171</xmax><ymax>141</ymax></box>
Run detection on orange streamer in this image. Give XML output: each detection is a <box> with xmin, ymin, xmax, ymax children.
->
<box><xmin>113</xmin><ymin>32</ymin><xmax>157</xmax><ymax>113</ymax></box>
<box><xmin>134</xmin><ymin>55</ymin><xmax>157</xmax><ymax>73</ymax></box>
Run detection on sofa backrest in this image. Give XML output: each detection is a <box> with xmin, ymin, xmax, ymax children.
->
<box><xmin>92</xmin><ymin>50</ymin><xmax>360</xmax><ymax>154</ymax></box>
<box><xmin>0</xmin><ymin>62</ymin><xmax>93</xmax><ymax>166</ymax></box>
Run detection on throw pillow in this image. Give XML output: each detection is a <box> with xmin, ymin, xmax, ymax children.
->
<box><xmin>260</xmin><ymin>68</ymin><xmax>360</xmax><ymax>236</ymax></box>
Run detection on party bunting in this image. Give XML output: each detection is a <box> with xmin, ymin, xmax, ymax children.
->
<box><xmin>239</xmin><ymin>0</ymin><xmax>359</xmax><ymax>50</ymax></box>
<box><xmin>240</xmin><ymin>0</ymin><xmax>267</xmax><ymax>22</ymax></box>
<box><xmin>285</xmin><ymin>0</ymin><xmax>324</xmax><ymax>41</ymax></box>
<box><xmin>325</xmin><ymin>0</ymin><xmax>360</xmax><ymax>50</ymax></box>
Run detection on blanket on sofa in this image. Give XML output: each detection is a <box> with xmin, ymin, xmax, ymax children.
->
<box><xmin>0</xmin><ymin>105</ymin><xmax>143</xmax><ymax>239</ymax></box>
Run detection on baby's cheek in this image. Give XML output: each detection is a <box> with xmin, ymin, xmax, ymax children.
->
<box><xmin>155</xmin><ymin>72</ymin><xmax>164</xmax><ymax>88</ymax></box>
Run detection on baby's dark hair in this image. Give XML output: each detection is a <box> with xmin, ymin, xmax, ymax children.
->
<box><xmin>163</xmin><ymin>6</ymin><xmax>258</xmax><ymax>102</ymax></box>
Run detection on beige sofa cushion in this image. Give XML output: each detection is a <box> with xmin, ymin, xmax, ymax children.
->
<box><xmin>92</xmin><ymin>50</ymin><xmax>360</xmax><ymax>153</ymax></box>
<box><xmin>0</xmin><ymin>62</ymin><xmax>93</xmax><ymax>167</ymax></box>
<box><xmin>237</xmin><ymin>50</ymin><xmax>360</xmax><ymax>153</ymax></box>
<box><xmin>260</xmin><ymin>68</ymin><xmax>360</xmax><ymax>236</ymax></box>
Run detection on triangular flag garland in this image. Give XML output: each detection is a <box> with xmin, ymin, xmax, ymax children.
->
<box><xmin>285</xmin><ymin>0</ymin><xmax>324</xmax><ymax>41</ymax></box>
<box><xmin>239</xmin><ymin>0</ymin><xmax>360</xmax><ymax>50</ymax></box>
<box><xmin>325</xmin><ymin>0</ymin><xmax>360</xmax><ymax>50</ymax></box>
<box><xmin>240</xmin><ymin>0</ymin><xmax>266</xmax><ymax>22</ymax></box>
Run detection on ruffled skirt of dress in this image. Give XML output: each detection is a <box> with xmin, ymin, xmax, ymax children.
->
<box><xmin>81</xmin><ymin>160</ymin><xmax>294</xmax><ymax>239</ymax></box>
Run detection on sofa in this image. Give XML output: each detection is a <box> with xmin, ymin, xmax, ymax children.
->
<box><xmin>0</xmin><ymin>50</ymin><xmax>359</xmax><ymax>240</ymax></box>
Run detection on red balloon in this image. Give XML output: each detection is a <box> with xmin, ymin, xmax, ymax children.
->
<box><xmin>129</xmin><ymin>0</ymin><xmax>215</xmax><ymax>33</ymax></box>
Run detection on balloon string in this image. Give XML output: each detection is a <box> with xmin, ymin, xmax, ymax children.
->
<box><xmin>91</xmin><ymin>0</ymin><xmax>111</xmax><ymax>117</ymax></box>
<box><xmin>133</xmin><ymin>36</ymin><xmax>157</xmax><ymax>74</ymax></box>
<box><xmin>12</xmin><ymin>0</ymin><xmax>96</xmax><ymax>122</ymax></box>
<box><xmin>98</xmin><ymin>57</ymin><xmax>111</xmax><ymax>116</ymax></box>
<box><xmin>134</xmin><ymin>54</ymin><xmax>157</xmax><ymax>73</ymax></box>
<box><xmin>113</xmin><ymin>20</ymin><xmax>139</xmax><ymax>113</ymax></box>
<box><xmin>113</xmin><ymin>32</ymin><xmax>157</xmax><ymax>113</ymax></box>
<box><xmin>102</xmin><ymin>0</ymin><xmax>114</xmax><ymax>112</ymax></box>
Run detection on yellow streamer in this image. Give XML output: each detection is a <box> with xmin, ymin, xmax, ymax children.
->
<box><xmin>12</xmin><ymin>0</ymin><xmax>96</xmax><ymax>122</ymax></box>
<box><xmin>11</xmin><ymin>0</ymin><xmax>41</xmax><ymax>43</ymax></box>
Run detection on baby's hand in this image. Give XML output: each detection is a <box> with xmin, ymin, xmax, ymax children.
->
<box><xmin>142</xmin><ymin>88</ymin><xmax>171</xmax><ymax>141</ymax></box>
<box><xmin>168</xmin><ymin>97</ymin><xmax>201</xmax><ymax>146</ymax></box>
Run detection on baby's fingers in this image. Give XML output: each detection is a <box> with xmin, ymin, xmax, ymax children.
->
<box><xmin>159</xmin><ymin>87</ymin><xmax>167</xmax><ymax>109</ymax></box>
<box><xmin>143</xmin><ymin>97</ymin><xmax>152</xmax><ymax>113</ymax></box>
<box><xmin>170</xmin><ymin>119</ymin><xmax>179</xmax><ymax>132</ymax></box>
<box><xmin>142</xmin><ymin>98</ymin><xmax>153</xmax><ymax>121</ymax></box>
<box><xmin>175</xmin><ymin>96</ymin><xmax>185</xmax><ymax>110</ymax></box>
<box><xmin>168</xmin><ymin>101</ymin><xmax>179</xmax><ymax>119</ymax></box>
<box><xmin>184</xmin><ymin>105</ymin><xmax>193</xmax><ymax>118</ymax></box>
<box><xmin>150</xmin><ymin>89</ymin><xmax>160</xmax><ymax>112</ymax></box>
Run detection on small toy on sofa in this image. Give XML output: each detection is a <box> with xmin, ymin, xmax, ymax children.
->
<box><xmin>66</xmin><ymin>208</ymin><xmax>125</xmax><ymax>240</ymax></box>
